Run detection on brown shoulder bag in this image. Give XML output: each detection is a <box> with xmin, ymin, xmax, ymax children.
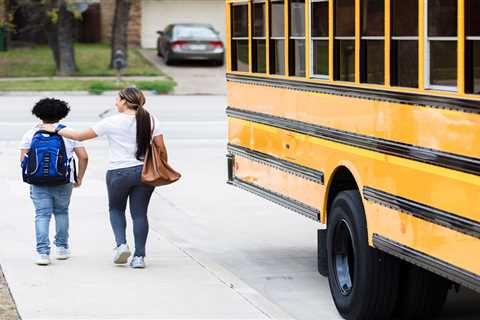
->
<box><xmin>141</xmin><ymin>118</ymin><xmax>181</xmax><ymax>186</ymax></box>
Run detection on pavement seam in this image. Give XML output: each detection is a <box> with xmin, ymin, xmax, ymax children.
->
<box><xmin>149</xmin><ymin>192</ymin><xmax>294</xmax><ymax>320</ymax></box>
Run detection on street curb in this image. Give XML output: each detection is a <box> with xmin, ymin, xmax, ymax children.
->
<box><xmin>158</xmin><ymin>234</ymin><xmax>295</xmax><ymax>320</ymax></box>
<box><xmin>148</xmin><ymin>193</ymin><xmax>294</xmax><ymax>320</ymax></box>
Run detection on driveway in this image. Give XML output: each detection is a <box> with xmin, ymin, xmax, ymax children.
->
<box><xmin>140</xmin><ymin>49</ymin><xmax>227</xmax><ymax>95</ymax></box>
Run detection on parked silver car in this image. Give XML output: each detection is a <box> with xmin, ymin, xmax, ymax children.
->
<box><xmin>157</xmin><ymin>24</ymin><xmax>225</xmax><ymax>66</ymax></box>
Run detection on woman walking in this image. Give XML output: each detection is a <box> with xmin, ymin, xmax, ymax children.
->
<box><xmin>42</xmin><ymin>88</ymin><xmax>163</xmax><ymax>268</ymax></box>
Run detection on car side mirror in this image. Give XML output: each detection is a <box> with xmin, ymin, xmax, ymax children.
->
<box><xmin>157</xmin><ymin>31</ymin><xmax>165</xmax><ymax>36</ymax></box>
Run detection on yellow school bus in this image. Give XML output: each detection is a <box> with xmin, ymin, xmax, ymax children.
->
<box><xmin>225</xmin><ymin>0</ymin><xmax>480</xmax><ymax>319</ymax></box>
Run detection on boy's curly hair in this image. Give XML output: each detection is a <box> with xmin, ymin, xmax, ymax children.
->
<box><xmin>32</xmin><ymin>98</ymin><xmax>71</xmax><ymax>123</ymax></box>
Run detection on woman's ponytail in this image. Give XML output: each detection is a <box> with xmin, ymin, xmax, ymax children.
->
<box><xmin>119</xmin><ymin>87</ymin><xmax>151</xmax><ymax>160</ymax></box>
<box><xmin>135</xmin><ymin>105</ymin><xmax>152</xmax><ymax>160</ymax></box>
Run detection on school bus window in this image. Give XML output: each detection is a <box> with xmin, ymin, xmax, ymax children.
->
<box><xmin>391</xmin><ymin>0</ymin><xmax>419</xmax><ymax>88</ymax></box>
<box><xmin>427</xmin><ymin>0</ymin><xmax>457</xmax><ymax>90</ymax></box>
<box><xmin>270</xmin><ymin>0</ymin><xmax>286</xmax><ymax>75</ymax></box>
<box><xmin>361</xmin><ymin>0</ymin><xmax>385</xmax><ymax>84</ymax></box>
<box><xmin>289</xmin><ymin>0</ymin><xmax>306</xmax><ymax>77</ymax></box>
<box><xmin>231</xmin><ymin>3</ymin><xmax>249</xmax><ymax>72</ymax></box>
<box><xmin>311</xmin><ymin>0</ymin><xmax>329</xmax><ymax>78</ymax></box>
<box><xmin>334</xmin><ymin>0</ymin><xmax>355</xmax><ymax>82</ymax></box>
<box><xmin>253</xmin><ymin>1</ymin><xmax>267</xmax><ymax>73</ymax></box>
<box><xmin>466</xmin><ymin>0</ymin><xmax>480</xmax><ymax>94</ymax></box>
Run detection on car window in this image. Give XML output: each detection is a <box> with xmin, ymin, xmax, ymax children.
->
<box><xmin>173</xmin><ymin>26</ymin><xmax>218</xmax><ymax>39</ymax></box>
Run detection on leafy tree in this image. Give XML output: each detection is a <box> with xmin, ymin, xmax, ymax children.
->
<box><xmin>6</xmin><ymin>0</ymin><xmax>80</xmax><ymax>75</ymax></box>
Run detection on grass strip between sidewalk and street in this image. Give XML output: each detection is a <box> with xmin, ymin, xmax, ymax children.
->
<box><xmin>0</xmin><ymin>265</ymin><xmax>19</xmax><ymax>320</ymax></box>
<box><xmin>0</xmin><ymin>44</ymin><xmax>163</xmax><ymax>77</ymax></box>
<box><xmin>0</xmin><ymin>79</ymin><xmax>176</xmax><ymax>94</ymax></box>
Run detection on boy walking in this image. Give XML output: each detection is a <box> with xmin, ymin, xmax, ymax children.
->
<box><xmin>20</xmin><ymin>98</ymin><xmax>88</xmax><ymax>266</ymax></box>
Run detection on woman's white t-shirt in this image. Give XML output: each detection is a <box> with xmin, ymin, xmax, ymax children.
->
<box><xmin>92</xmin><ymin>113</ymin><xmax>162</xmax><ymax>170</ymax></box>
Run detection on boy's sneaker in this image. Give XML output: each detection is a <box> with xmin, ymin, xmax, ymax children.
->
<box><xmin>56</xmin><ymin>247</ymin><xmax>70</xmax><ymax>260</ymax></box>
<box><xmin>113</xmin><ymin>244</ymin><xmax>131</xmax><ymax>264</ymax></box>
<box><xmin>35</xmin><ymin>254</ymin><xmax>51</xmax><ymax>266</ymax></box>
<box><xmin>130</xmin><ymin>256</ymin><xmax>145</xmax><ymax>269</ymax></box>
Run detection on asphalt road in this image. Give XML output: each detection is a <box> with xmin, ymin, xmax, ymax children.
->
<box><xmin>1</xmin><ymin>95</ymin><xmax>479</xmax><ymax>319</ymax></box>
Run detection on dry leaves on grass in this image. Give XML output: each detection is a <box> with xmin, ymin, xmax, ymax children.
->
<box><xmin>0</xmin><ymin>266</ymin><xmax>19</xmax><ymax>320</ymax></box>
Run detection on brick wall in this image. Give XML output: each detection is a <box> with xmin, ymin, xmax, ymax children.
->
<box><xmin>100</xmin><ymin>0</ymin><xmax>141</xmax><ymax>47</ymax></box>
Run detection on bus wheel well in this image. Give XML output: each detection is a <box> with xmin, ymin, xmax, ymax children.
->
<box><xmin>326</xmin><ymin>166</ymin><xmax>359</xmax><ymax>220</ymax></box>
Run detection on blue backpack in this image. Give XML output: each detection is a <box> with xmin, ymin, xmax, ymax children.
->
<box><xmin>21</xmin><ymin>125</ymin><xmax>75</xmax><ymax>186</ymax></box>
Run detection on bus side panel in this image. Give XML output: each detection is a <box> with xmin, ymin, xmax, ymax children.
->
<box><xmin>228</xmin><ymin>117</ymin><xmax>480</xmax><ymax>277</ymax></box>
<box><xmin>227</xmin><ymin>81</ymin><xmax>480</xmax><ymax>161</ymax></box>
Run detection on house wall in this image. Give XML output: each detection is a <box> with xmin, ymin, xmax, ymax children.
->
<box><xmin>100</xmin><ymin>0</ymin><xmax>142</xmax><ymax>47</ymax></box>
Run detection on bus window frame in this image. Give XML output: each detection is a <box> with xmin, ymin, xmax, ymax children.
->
<box><xmin>390</xmin><ymin>0</ymin><xmax>419</xmax><ymax>89</ymax></box>
<box><xmin>231</xmin><ymin>1</ymin><xmax>250</xmax><ymax>73</ymax></box>
<box><xmin>360</xmin><ymin>0</ymin><xmax>385</xmax><ymax>85</ymax></box>
<box><xmin>269</xmin><ymin>0</ymin><xmax>287</xmax><ymax>75</ymax></box>
<box><xmin>424</xmin><ymin>0</ymin><xmax>458</xmax><ymax>92</ymax></box>
<box><xmin>334</xmin><ymin>0</ymin><xmax>356</xmax><ymax>82</ymax></box>
<box><xmin>289</xmin><ymin>0</ymin><xmax>307</xmax><ymax>77</ymax></box>
<box><xmin>465</xmin><ymin>0</ymin><xmax>479</xmax><ymax>95</ymax></box>
<box><xmin>310</xmin><ymin>0</ymin><xmax>330</xmax><ymax>80</ymax></box>
<box><xmin>252</xmin><ymin>0</ymin><xmax>267</xmax><ymax>74</ymax></box>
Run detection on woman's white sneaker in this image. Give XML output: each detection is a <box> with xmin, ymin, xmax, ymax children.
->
<box><xmin>113</xmin><ymin>244</ymin><xmax>131</xmax><ymax>264</ymax></box>
<box><xmin>56</xmin><ymin>247</ymin><xmax>70</xmax><ymax>260</ymax></box>
<box><xmin>130</xmin><ymin>256</ymin><xmax>145</xmax><ymax>269</ymax></box>
<box><xmin>35</xmin><ymin>254</ymin><xmax>51</xmax><ymax>266</ymax></box>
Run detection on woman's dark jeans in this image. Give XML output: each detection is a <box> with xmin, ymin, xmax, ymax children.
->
<box><xmin>106</xmin><ymin>165</ymin><xmax>154</xmax><ymax>257</ymax></box>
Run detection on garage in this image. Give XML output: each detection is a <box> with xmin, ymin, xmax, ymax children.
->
<box><xmin>141</xmin><ymin>0</ymin><xmax>226</xmax><ymax>49</ymax></box>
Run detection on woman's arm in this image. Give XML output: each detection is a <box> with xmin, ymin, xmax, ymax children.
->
<box><xmin>58</xmin><ymin>128</ymin><xmax>98</xmax><ymax>142</ymax></box>
<box><xmin>40</xmin><ymin>124</ymin><xmax>98</xmax><ymax>142</ymax></box>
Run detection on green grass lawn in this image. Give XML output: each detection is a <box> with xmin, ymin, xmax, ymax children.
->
<box><xmin>0</xmin><ymin>44</ymin><xmax>162</xmax><ymax>77</ymax></box>
<box><xmin>0</xmin><ymin>79</ymin><xmax>176</xmax><ymax>94</ymax></box>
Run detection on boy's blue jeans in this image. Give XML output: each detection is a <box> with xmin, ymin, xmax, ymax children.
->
<box><xmin>30</xmin><ymin>184</ymin><xmax>73</xmax><ymax>255</ymax></box>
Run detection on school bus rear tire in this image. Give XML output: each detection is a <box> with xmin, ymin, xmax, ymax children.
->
<box><xmin>394</xmin><ymin>262</ymin><xmax>450</xmax><ymax>319</ymax></box>
<box><xmin>327</xmin><ymin>190</ymin><xmax>400</xmax><ymax>320</ymax></box>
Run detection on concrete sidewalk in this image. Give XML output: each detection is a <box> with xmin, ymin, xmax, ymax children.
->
<box><xmin>0</xmin><ymin>140</ymin><xmax>291</xmax><ymax>320</ymax></box>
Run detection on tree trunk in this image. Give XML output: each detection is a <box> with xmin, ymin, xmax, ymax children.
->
<box><xmin>56</xmin><ymin>1</ymin><xmax>77</xmax><ymax>76</ymax></box>
<box><xmin>46</xmin><ymin>20</ymin><xmax>60</xmax><ymax>69</ymax></box>
<box><xmin>110</xmin><ymin>0</ymin><xmax>131</xmax><ymax>69</ymax></box>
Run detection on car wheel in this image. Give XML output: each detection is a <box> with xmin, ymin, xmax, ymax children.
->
<box><xmin>394</xmin><ymin>262</ymin><xmax>451</xmax><ymax>319</ymax></box>
<box><xmin>165</xmin><ymin>51</ymin><xmax>175</xmax><ymax>66</ymax></box>
<box><xmin>215</xmin><ymin>58</ymin><xmax>224</xmax><ymax>66</ymax></box>
<box><xmin>327</xmin><ymin>190</ymin><xmax>401</xmax><ymax>319</ymax></box>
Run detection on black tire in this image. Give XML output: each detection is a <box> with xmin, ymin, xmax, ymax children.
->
<box><xmin>327</xmin><ymin>190</ymin><xmax>400</xmax><ymax>320</ymax></box>
<box><xmin>165</xmin><ymin>51</ymin><xmax>175</xmax><ymax>65</ymax></box>
<box><xmin>214</xmin><ymin>58</ymin><xmax>224</xmax><ymax>66</ymax></box>
<box><xmin>394</xmin><ymin>262</ymin><xmax>450</xmax><ymax>319</ymax></box>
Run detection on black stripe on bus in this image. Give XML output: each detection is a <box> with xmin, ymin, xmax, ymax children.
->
<box><xmin>364</xmin><ymin>187</ymin><xmax>480</xmax><ymax>239</ymax></box>
<box><xmin>230</xmin><ymin>175</ymin><xmax>321</xmax><ymax>222</ymax></box>
<box><xmin>373</xmin><ymin>234</ymin><xmax>480</xmax><ymax>293</ymax></box>
<box><xmin>226</xmin><ymin>73</ymin><xmax>480</xmax><ymax>115</ymax></box>
<box><xmin>226</xmin><ymin>107</ymin><xmax>480</xmax><ymax>176</ymax></box>
<box><xmin>227</xmin><ymin>144</ymin><xmax>324</xmax><ymax>184</ymax></box>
